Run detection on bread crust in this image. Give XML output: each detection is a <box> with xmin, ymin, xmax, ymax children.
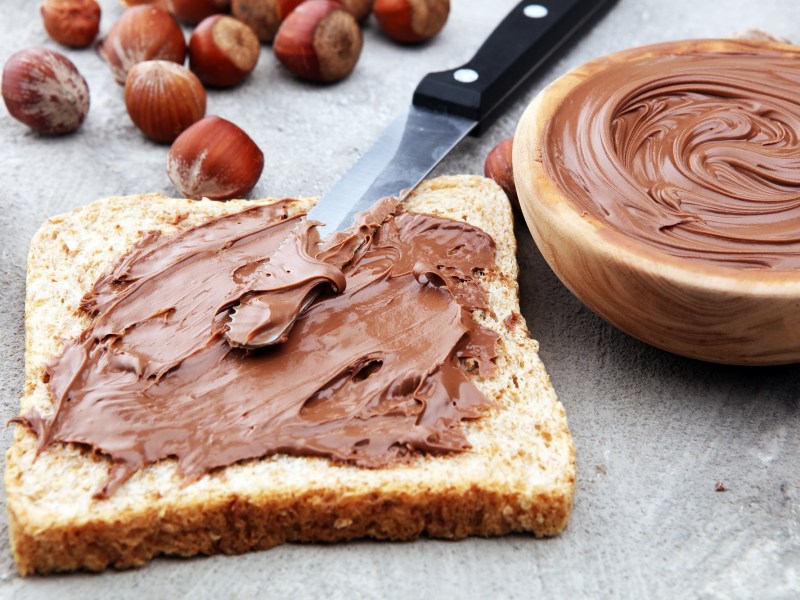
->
<box><xmin>6</xmin><ymin>175</ymin><xmax>575</xmax><ymax>575</ymax></box>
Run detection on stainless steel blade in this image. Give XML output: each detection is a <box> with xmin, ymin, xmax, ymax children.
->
<box><xmin>308</xmin><ymin>106</ymin><xmax>476</xmax><ymax>238</ymax></box>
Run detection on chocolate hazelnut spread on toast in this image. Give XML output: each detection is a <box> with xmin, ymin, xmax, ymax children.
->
<box><xmin>17</xmin><ymin>200</ymin><xmax>499</xmax><ymax>497</ymax></box>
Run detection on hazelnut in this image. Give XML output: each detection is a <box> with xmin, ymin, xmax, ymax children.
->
<box><xmin>338</xmin><ymin>0</ymin><xmax>374</xmax><ymax>22</ymax></box>
<box><xmin>125</xmin><ymin>61</ymin><xmax>206</xmax><ymax>143</ymax></box>
<box><xmin>1</xmin><ymin>47</ymin><xmax>89</xmax><ymax>135</ymax></box>
<box><xmin>168</xmin><ymin>0</ymin><xmax>232</xmax><ymax>25</ymax></box>
<box><xmin>230</xmin><ymin>0</ymin><xmax>306</xmax><ymax>44</ymax></box>
<box><xmin>189</xmin><ymin>15</ymin><xmax>260</xmax><ymax>87</ymax></box>
<box><xmin>167</xmin><ymin>116</ymin><xmax>264</xmax><ymax>200</ymax></box>
<box><xmin>273</xmin><ymin>0</ymin><xmax>362</xmax><ymax>83</ymax></box>
<box><xmin>40</xmin><ymin>0</ymin><xmax>101</xmax><ymax>48</ymax></box>
<box><xmin>484</xmin><ymin>137</ymin><xmax>518</xmax><ymax>210</ymax></box>
<box><xmin>373</xmin><ymin>0</ymin><xmax>449</xmax><ymax>44</ymax></box>
<box><xmin>99</xmin><ymin>6</ymin><xmax>186</xmax><ymax>85</ymax></box>
<box><xmin>121</xmin><ymin>0</ymin><xmax>168</xmax><ymax>6</ymax></box>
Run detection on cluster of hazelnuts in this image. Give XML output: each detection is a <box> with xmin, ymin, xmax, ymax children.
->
<box><xmin>1</xmin><ymin>0</ymin><xmax>450</xmax><ymax>200</ymax></box>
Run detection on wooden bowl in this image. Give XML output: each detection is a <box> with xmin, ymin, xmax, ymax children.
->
<box><xmin>514</xmin><ymin>39</ymin><xmax>800</xmax><ymax>365</ymax></box>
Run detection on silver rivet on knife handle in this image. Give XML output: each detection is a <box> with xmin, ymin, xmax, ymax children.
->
<box><xmin>454</xmin><ymin>69</ymin><xmax>480</xmax><ymax>83</ymax></box>
<box><xmin>523</xmin><ymin>4</ymin><xmax>549</xmax><ymax>18</ymax></box>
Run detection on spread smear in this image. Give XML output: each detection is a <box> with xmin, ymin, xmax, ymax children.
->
<box><xmin>18</xmin><ymin>201</ymin><xmax>499</xmax><ymax>497</ymax></box>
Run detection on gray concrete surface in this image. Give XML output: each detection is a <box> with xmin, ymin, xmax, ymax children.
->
<box><xmin>1</xmin><ymin>0</ymin><xmax>799</xmax><ymax>597</ymax></box>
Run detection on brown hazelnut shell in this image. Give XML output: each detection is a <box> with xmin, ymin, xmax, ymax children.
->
<box><xmin>167</xmin><ymin>115</ymin><xmax>264</xmax><ymax>200</ymax></box>
<box><xmin>99</xmin><ymin>6</ymin><xmax>187</xmax><ymax>85</ymax></box>
<box><xmin>338</xmin><ymin>0</ymin><xmax>374</xmax><ymax>22</ymax></box>
<box><xmin>273</xmin><ymin>0</ymin><xmax>363</xmax><ymax>82</ymax></box>
<box><xmin>1</xmin><ymin>47</ymin><xmax>89</xmax><ymax>134</ymax></box>
<box><xmin>189</xmin><ymin>15</ymin><xmax>261</xmax><ymax>87</ymax></box>
<box><xmin>168</xmin><ymin>0</ymin><xmax>232</xmax><ymax>25</ymax></box>
<box><xmin>484</xmin><ymin>137</ymin><xmax>518</xmax><ymax>210</ymax></box>
<box><xmin>125</xmin><ymin>61</ymin><xmax>206</xmax><ymax>143</ymax></box>
<box><xmin>40</xmin><ymin>0</ymin><xmax>102</xmax><ymax>48</ymax></box>
<box><xmin>231</xmin><ymin>0</ymin><xmax>307</xmax><ymax>43</ymax></box>
<box><xmin>373</xmin><ymin>0</ymin><xmax>449</xmax><ymax>44</ymax></box>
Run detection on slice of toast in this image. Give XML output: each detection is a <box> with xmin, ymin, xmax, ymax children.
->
<box><xmin>5</xmin><ymin>175</ymin><xmax>575</xmax><ymax>575</ymax></box>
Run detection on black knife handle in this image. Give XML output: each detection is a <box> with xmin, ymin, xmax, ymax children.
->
<box><xmin>412</xmin><ymin>0</ymin><xmax>617</xmax><ymax>135</ymax></box>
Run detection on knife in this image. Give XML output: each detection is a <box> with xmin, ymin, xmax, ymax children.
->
<box><xmin>225</xmin><ymin>0</ymin><xmax>617</xmax><ymax>348</ymax></box>
<box><xmin>309</xmin><ymin>0</ymin><xmax>617</xmax><ymax>238</ymax></box>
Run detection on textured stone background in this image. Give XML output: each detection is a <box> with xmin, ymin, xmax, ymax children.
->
<box><xmin>1</xmin><ymin>0</ymin><xmax>799</xmax><ymax>597</ymax></box>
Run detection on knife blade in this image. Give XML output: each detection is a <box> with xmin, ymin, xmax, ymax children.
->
<box><xmin>309</xmin><ymin>0</ymin><xmax>618</xmax><ymax>238</ymax></box>
<box><xmin>225</xmin><ymin>0</ymin><xmax>617</xmax><ymax>348</ymax></box>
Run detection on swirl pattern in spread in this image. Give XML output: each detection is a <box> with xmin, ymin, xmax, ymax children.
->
<box><xmin>543</xmin><ymin>44</ymin><xmax>800</xmax><ymax>268</ymax></box>
<box><xmin>16</xmin><ymin>203</ymin><xmax>499</xmax><ymax>497</ymax></box>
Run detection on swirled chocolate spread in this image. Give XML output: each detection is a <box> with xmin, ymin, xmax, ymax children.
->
<box><xmin>18</xmin><ymin>201</ymin><xmax>498</xmax><ymax>497</ymax></box>
<box><xmin>543</xmin><ymin>42</ymin><xmax>800</xmax><ymax>268</ymax></box>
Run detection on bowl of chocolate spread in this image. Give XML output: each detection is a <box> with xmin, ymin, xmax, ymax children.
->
<box><xmin>514</xmin><ymin>39</ymin><xmax>800</xmax><ymax>365</ymax></box>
